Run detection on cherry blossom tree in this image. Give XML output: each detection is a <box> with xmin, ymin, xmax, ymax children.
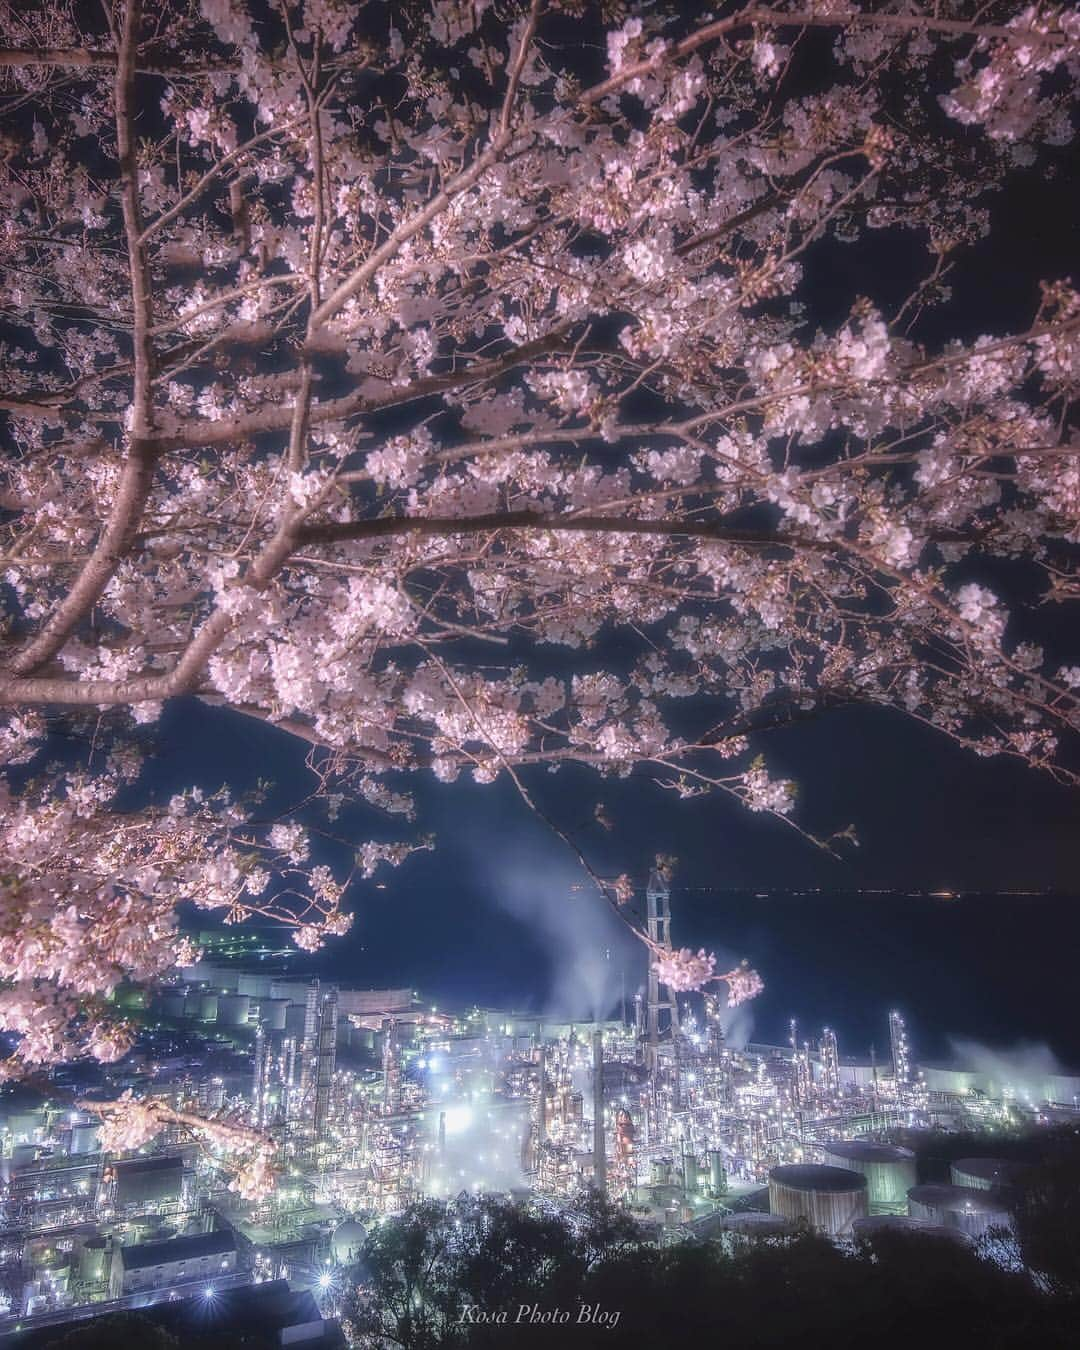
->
<box><xmin>1</xmin><ymin>0</ymin><xmax>1079</xmax><ymax>1156</ymax></box>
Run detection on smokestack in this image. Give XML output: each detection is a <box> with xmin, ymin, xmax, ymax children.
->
<box><xmin>538</xmin><ymin>1034</ymin><xmax>547</xmax><ymax>1146</ymax></box>
<box><xmin>592</xmin><ymin>1029</ymin><xmax>605</xmax><ymax>1194</ymax></box>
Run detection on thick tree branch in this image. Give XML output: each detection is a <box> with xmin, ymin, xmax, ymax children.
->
<box><xmin>6</xmin><ymin>0</ymin><xmax>158</xmax><ymax>680</ymax></box>
<box><xmin>296</xmin><ymin>510</ymin><xmax>834</xmax><ymax>550</ymax></box>
<box><xmin>152</xmin><ymin>328</ymin><xmax>572</xmax><ymax>450</ymax></box>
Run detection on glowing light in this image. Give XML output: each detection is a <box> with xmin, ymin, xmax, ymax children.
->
<box><xmin>442</xmin><ymin>1104</ymin><xmax>473</xmax><ymax>1135</ymax></box>
<box><xmin>318</xmin><ymin>1273</ymin><xmax>332</xmax><ymax>1289</ymax></box>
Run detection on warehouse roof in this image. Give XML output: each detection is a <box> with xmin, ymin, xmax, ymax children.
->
<box><xmin>119</xmin><ymin>1228</ymin><xmax>237</xmax><ymax>1270</ymax></box>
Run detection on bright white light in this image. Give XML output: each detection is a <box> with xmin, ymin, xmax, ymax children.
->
<box><xmin>442</xmin><ymin>1104</ymin><xmax>473</xmax><ymax>1135</ymax></box>
<box><xmin>203</xmin><ymin>1287</ymin><xmax>215</xmax><ymax>1300</ymax></box>
<box><xmin>318</xmin><ymin>1273</ymin><xmax>332</xmax><ymax>1289</ymax></box>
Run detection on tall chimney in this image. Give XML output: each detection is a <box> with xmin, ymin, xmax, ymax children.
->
<box><xmin>592</xmin><ymin>1029</ymin><xmax>606</xmax><ymax>1194</ymax></box>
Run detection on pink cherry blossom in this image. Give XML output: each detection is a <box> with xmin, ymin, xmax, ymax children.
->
<box><xmin>0</xmin><ymin>0</ymin><xmax>1077</xmax><ymax>1194</ymax></box>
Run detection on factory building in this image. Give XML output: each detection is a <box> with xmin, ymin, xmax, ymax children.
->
<box><xmin>108</xmin><ymin>1229</ymin><xmax>240</xmax><ymax>1298</ymax></box>
<box><xmin>768</xmin><ymin>1164</ymin><xmax>869</xmax><ymax>1236</ymax></box>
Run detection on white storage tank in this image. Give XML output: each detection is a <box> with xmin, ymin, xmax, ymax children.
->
<box><xmin>197</xmin><ymin>992</ymin><xmax>219</xmax><ymax>1022</ymax></box>
<box><xmin>682</xmin><ymin>1153</ymin><xmax>700</xmax><ymax>1192</ymax></box>
<box><xmin>271</xmin><ymin>979</ymin><xmax>311</xmax><ymax>1002</ymax></box>
<box><xmin>907</xmin><ymin>1183</ymin><xmax>1013</xmax><ymax>1238</ymax></box>
<box><xmin>821</xmin><ymin>1141</ymin><xmax>917</xmax><ymax>1208</ymax></box>
<box><xmin>853</xmin><ymin>1215</ymin><xmax>971</xmax><ymax>1246</ymax></box>
<box><xmin>78</xmin><ymin>1238</ymin><xmax>108</xmax><ymax>1285</ymax></box>
<box><xmin>69</xmin><ymin>1122</ymin><xmax>100</xmax><ymax>1155</ymax></box>
<box><xmin>6</xmin><ymin>1144</ymin><xmax>40</xmax><ymax>1177</ymax></box>
<box><xmin>181</xmin><ymin>962</ymin><xmax>238</xmax><ymax>990</ymax></box>
<box><xmin>160</xmin><ymin>988</ymin><xmax>187</xmax><ymax>1018</ymax></box>
<box><xmin>262</xmin><ymin>998</ymin><xmax>290</xmax><ymax>1031</ymax></box>
<box><xmin>720</xmin><ymin>1212</ymin><xmax>795</xmax><ymax>1240</ymax></box>
<box><xmin>949</xmin><ymin>1157</ymin><xmax>1023</xmax><ymax>1192</ymax></box>
<box><xmin>7</xmin><ymin>1110</ymin><xmax>44</xmax><ymax>1141</ymax></box>
<box><xmin>331</xmin><ymin>1218</ymin><xmax>369</xmax><ymax>1265</ymax></box>
<box><xmin>217</xmin><ymin>993</ymin><xmax>251</xmax><ymax>1027</ymax></box>
<box><xmin>769</xmin><ymin>1164</ymin><xmax>869</xmax><ymax>1236</ymax></box>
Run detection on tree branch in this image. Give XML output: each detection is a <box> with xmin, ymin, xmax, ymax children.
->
<box><xmin>6</xmin><ymin>0</ymin><xmax>158</xmax><ymax>680</ymax></box>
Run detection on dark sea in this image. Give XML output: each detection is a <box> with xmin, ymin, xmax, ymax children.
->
<box><xmin>308</xmin><ymin>888</ymin><xmax>1080</xmax><ymax>1070</ymax></box>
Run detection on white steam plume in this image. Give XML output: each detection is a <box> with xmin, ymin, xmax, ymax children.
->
<box><xmin>472</xmin><ymin>835</ymin><xmax>640</xmax><ymax>1021</ymax></box>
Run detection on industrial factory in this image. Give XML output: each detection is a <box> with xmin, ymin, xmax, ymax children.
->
<box><xmin>0</xmin><ymin>871</ymin><xmax>1075</xmax><ymax>1338</ymax></box>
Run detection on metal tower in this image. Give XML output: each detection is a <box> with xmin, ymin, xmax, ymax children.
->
<box><xmin>645</xmin><ymin>865</ymin><xmax>679</xmax><ymax>1070</ymax></box>
<box><xmin>251</xmin><ymin>1025</ymin><xmax>267</xmax><ymax>1127</ymax></box>
<box><xmin>281</xmin><ymin>1034</ymin><xmax>297</xmax><ymax>1122</ymax></box>
<box><xmin>889</xmin><ymin>1010</ymin><xmax>911</xmax><ymax>1085</ymax></box>
<box><xmin>821</xmin><ymin>1026</ymin><xmax>840</xmax><ymax>1095</ymax></box>
<box><xmin>592</xmin><ymin>1029</ymin><xmax>606</xmax><ymax>1194</ymax></box>
<box><xmin>313</xmin><ymin>987</ymin><xmax>338</xmax><ymax>1148</ymax></box>
<box><xmin>298</xmin><ymin>980</ymin><xmax>320</xmax><ymax>1101</ymax></box>
<box><xmin>382</xmin><ymin>1018</ymin><xmax>401</xmax><ymax>1114</ymax></box>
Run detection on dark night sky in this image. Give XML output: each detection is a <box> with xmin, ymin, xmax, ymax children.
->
<box><xmin>163</xmin><ymin>690</ymin><xmax>1080</xmax><ymax>1068</ymax></box>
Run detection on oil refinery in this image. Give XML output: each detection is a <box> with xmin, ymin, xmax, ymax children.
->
<box><xmin>0</xmin><ymin>870</ymin><xmax>1076</xmax><ymax>1337</ymax></box>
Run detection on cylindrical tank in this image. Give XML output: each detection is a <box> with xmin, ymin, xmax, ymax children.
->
<box><xmin>78</xmin><ymin>1239</ymin><xmax>108</xmax><ymax>1285</ymax></box>
<box><xmin>651</xmin><ymin>1158</ymin><xmax>673</xmax><ymax>1186</ymax></box>
<box><xmin>12</xmin><ymin>1143</ymin><xmax>41</xmax><ymax>1169</ymax></box>
<box><xmin>720</xmin><ymin>1212</ymin><xmax>795</xmax><ymax>1239</ymax></box>
<box><xmin>907</xmin><ymin>1184</ymin><xmax>1013</xmax><ymax>1238</ymax></box>
<box><xmin>270</xmin><ymin>979</ymin><xmax>309</xmax><ymax>1002</ymax></box>
<box><xmin>683</xmin><ymin>1153</ymin><xmax>699</xmax><ymax>1193</ymax></box>
<box><xmin>8</xmin><ymin>1110</ymin><xmax>44</xmax><ymax>1141</ymax></box>
<box><xmin>821</xmin><ymin>1141</ymin><xmax>917</xmax><ymax>1207</ymax></box>
<box><xmin>769</xmin><ymin>1164</ymin><xmax>869</xmax><ymax>1236</ymax></box>
<box><xmin>217</xmin><ymin>993</ymin><xmax>251</xmax><ymax>1027</ymax></box>
<box><xmin>949</xmin><ymin>1157</ymin><xmax>1023</xmax><ymax>1192</ymax></box>
<box><xmin>197</xmin><ymin>992</ymin><xmax>219</xmax><ymax>1022</ymax></box>
<box><xmin>708</xmin><ymin>1150</ymin><xmax>727</xmax><ymax>1196</ymax></box>
<box><xmin>332</xmin><ymin>1218</ymin><xmax>369</xmax><ymax>1265</ymax></box>
<box><xmin>262</xmin><ymin>999</ymin><xmax>290</xmax><ymax>1032</ymax></box>
<box><xmin>238</xmin><ymin>973</ymin><xmax>272</xmax><ymax>999</ymax></box>
<box><xmin>69</xmin><ymin>1122</ymin><xmax>100</xmax><ymax>1155</ymax></box>
<box><xmin>160</xmin><ymin>989</ymin><xmax>187</xmax><ymax>1018</ymax></box>
<box><xmin>853</xmin><ymin>1215</ymin><xmax>971</xmax><ymax>1246</ymax></box>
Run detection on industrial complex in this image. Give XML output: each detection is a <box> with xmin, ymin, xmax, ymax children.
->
<box><xmin>0</xmin><ymin>869</ymin><xmax>1075</xmax><ymax>1339</ymax></box>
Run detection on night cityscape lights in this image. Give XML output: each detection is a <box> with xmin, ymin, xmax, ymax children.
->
<box><xmin>0</xmin><ymin>897</ymin><xmax>1077</xmax><ymax>1337</ymax></box>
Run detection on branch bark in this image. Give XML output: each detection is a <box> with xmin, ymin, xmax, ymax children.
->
<box><xmin>6</xmin><ymin>0</ymin><xmax>158</xmax><ymax>680</ymax></box>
